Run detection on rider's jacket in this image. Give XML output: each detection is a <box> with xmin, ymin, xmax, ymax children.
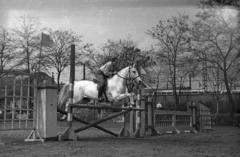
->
<box><xmin>99</xmin><ymin>61</ymin><xmax>116</xmax><ymax>77</ymax></box>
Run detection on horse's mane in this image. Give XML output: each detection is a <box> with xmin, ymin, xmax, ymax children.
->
<box><xmin>117</xmin><ymin>66</ymin><xmax>130</xmax><ymax>75</ymax></box>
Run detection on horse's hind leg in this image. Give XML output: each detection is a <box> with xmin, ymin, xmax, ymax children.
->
<box><xmin>60</xmin><ymin>101</ymin><xmax>69</xmax><ymax>121</ymax></box>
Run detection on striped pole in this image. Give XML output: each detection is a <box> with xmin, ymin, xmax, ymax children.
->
<box><xmin>135</xmin><ymin>85</ymin><xmax>141</xmax><ymax>130</ymax></box>
<box><xmin>134</xmin><ymin>84</ymin><xmax>143</xmax><ymax>138</ymax></box>
<box><xmin>122</xmin><ymin>104</ymin><xmax>125</xmax><ymax>123</ymax></box>
<box><xmin>56</xmin><ymin>45</ymin><xmax>77</xmax><ymax>141</ymax></box>
<box><xmin>68</xmin><ymin>44</ymin><xmax>75</xmax><ymax>127</ymax></box>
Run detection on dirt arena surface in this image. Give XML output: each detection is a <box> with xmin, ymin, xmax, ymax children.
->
<box><xmin>0</xmin><ymin>125</ymin><xmax>239</xmax><ymax>157</ymax></box>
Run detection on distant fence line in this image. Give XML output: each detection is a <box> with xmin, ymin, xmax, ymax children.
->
<box><xmin>143</xmin><ymin>92</ymin><xmax>240</xmax><ymax>113</ymax></box>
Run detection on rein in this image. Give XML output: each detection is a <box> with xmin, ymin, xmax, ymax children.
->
<box><xmin>116</xmin><ymin>67</ymin><xmax>140</xmax><ymax>92</ymax></box>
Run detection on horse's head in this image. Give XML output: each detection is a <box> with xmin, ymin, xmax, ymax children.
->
<box><xmin>128</xmin><ymin>63</ymin><xmax>142</xmax><ymax>84</ymax></box>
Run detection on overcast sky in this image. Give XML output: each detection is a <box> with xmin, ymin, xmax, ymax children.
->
<box><xmin>0</xmin><ymin>0</ymin><xmax>202</xmax><ymax>82</ymax></box>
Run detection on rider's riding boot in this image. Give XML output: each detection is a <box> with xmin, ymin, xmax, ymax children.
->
<box><xmin>98</xmin><ymin>88</ymin><xmax>104</xmax><ymax>102</ymax></box>
<box><xmin>98</xmin><ymin>97</ymin><xmax>104</xmax><ymax>102</ymax></box>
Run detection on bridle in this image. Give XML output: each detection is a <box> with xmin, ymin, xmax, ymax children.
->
<box><xmin>116</xmin><ymin>66</ymin><xmax>140</xmax><ymax>92</ymax></box>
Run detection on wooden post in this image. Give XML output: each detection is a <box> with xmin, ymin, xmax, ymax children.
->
<box><xmin>118</xmin><ymin>102</ymin><xmax>130</xmax><ymax>137</ymax></box>
<box><xmin>0</xmin><ymin>69</ymin><xmax>3</xmax><ymax>142</ymax></box>
<box><xmin>151</xmin><ymin>97</ymin><xmax>155</xmax><ymax>133</ymax></box>
<box><xmin>187</xmin><ymin>102</ymin><xmax>193</xmax><ymax>127</ymax></box>
<box><xmin>68</xmin><ymin>44</ymin><xmax>75</xmax><ymax>128</ymax></box>
<box><xmin>36</xmin><ymin>82</ymin><xmax>58</xmax><ymax>141</ymax></box>
<box><xmin>172</xmin><ymin>113</ymin><xmax>176</xmax><ymax>127</ymax></box>
<box><xmin>187</xmin><ymin>102</ymin><xmax>198</xmax><ymax>133</ymax></box>
<box><xmin>126</xmin><ymin>92</ymin><xmax>135</xmax><ymax>138</ymax></box>
<box><xmin>192</xmin><ymin>102</ymin><xmax>197</xmax><ymax>130</ymax></box>
<box><xmin>172</xmin><ymin>112</ymin><xmax>180</xmax><ymax>134</ymax></box>
<box><xmin>134</xmin><ymin>86</ymin><xmax>141</xmax><ymax>137</ymax></box>
<box><xmin>83</xmin><ymin>64</ymin><xmax>86</xmax><ymax>80</ymax></box>
<box><xmin>146</xmin><ymin>96</ymin><xmax>159</xmax><ymax>135</ymax></box>
<box><xmin>129</xmin><ymin>105</ymin><xmax>135</xmax><ymax>138</ymax></box>
<box><xmin>140</xmin><ymin>88</ymin><xmax>146</xmax><ymax>137</ymax></box>
<box><xmin>147</xmin><ymin>97</ymin><xmax>152</xmax><ymax>134</ymax></box>
<box><xmin>59</xmin><ymin>44</ymin><xmax>77</xmax><ymax>141</ymax></box>
<box><xmin>0</xmin><ymin>69</ymin><xmax>2</xmax><ymax>143</ymax></box>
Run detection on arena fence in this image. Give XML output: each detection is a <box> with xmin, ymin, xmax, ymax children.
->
<box><xmin>0</xmin><ymin>70</ymin><xmax>37</xmax><ymax>131</ymax></box>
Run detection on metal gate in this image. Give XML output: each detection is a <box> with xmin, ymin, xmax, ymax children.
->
<box><xmin>0</xmin><ymin>70</ymin><xmax>37</xmax><ymax>131</ymax></box>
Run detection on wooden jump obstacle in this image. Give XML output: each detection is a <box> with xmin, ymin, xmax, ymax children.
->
<box><xmin>0</xmin><ymin>44</ymin><xmax>199</xmax><ymax>143</ymax></box>
<box><xmin>35</xmin><ymin>85</ymin><xmax>199</xmax><ymax>141</ymax></box>
<box><xmin>34</xmin><ymin>82</ymin><xmax>197</xmax><ymax>142</ymax></box>
<box><xmin>58</xmin><ymin>103</ymin><xmax>145</xmax><ymax>141</ymax></box>
<box><xmin>58</xmin><ymin>87</ymin><xmax>146</xmax><ymax>140</ymax></box>
<box><xmin>57</xmin><ymin>44</ymin><xmax>197</xmax><ymax>140</ymax></box>
<box><xmin>144</xmin><ymin>96</ymin><xmax>198</xmax><ymax>134</ymax></box>
<box><xmin>58</xmin><ymin>44</ymin><xmax>147</xmax><ymax>140</ymax></box>
<box><xmin>153</xmin><ymin>110</ymin><xmax>196</xmax><ymax>134</ymax></box>
<box><xmin>0</xmin><ymin>44</ymin><xmax>157</xmax><ymax>142</ymax></box>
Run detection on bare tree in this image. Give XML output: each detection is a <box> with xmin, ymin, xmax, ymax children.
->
<box><xmin>192</xmin><ymin>7</ymin><xmax>240</xmax><ymax>118</ymax></box>
<box><xmin>43</xmin><ymin>29</ymin><xmax>86</xmax><ymax>91</ymax></box>
<box><xmin>11</xmin><ymin>15</ymin><xmax>42</xmax><ymax>73</ymax></box>
<box><xmin>146</xmin><ymin>14</ymin><xmax>196</xmax><ymax>110</ymax></box>
<box><xmin>0</xmin><ymin>27</ymin><xmax>22</xmax><ymax>71</ymax></box>
<box><xmin>207</xmin><ymin>63</ymin><xmax>225</xmax><ymax>114</ymax></box>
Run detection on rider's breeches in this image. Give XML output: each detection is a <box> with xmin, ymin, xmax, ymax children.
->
<box><xmin>95</xmin><ymin>70</ymin><xmax>107</xmax><ymax>98</ymax></box>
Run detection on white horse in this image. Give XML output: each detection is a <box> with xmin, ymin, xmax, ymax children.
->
<box><xmin>58</xmin><ymin>63</ymin><xmax>142</xmax><ymax>120</ymax></box>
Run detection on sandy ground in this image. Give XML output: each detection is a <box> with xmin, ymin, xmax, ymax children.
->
<box><xmin>0</xmin><ymin>125</ymin><xmax>240</xmax><ymax>157</ymax></box>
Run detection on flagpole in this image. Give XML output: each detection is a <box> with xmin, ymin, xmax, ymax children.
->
<box><xmin>31</xmin><ymin>32</ymin><xmax>44</xmax><ymax>141</ymax></box>
<box><xmin>37</xmin><ymin>32</ymin><xmax>53</xmax><ymax>83</ymax></box>
<box><xmin>37</xmin><ymin>33</ymin><xmax>43</xmax><ymax>87</ymax></box>
<box><xmin>38</xmin><ymin>33</ymin><xmax>43</xmax><ymax>74</ymax></box>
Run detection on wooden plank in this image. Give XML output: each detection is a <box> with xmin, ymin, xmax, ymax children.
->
<box><xmin>70</xmin><ymin>104</ymin><xmax>144</xmax><ymax>111</ymax></box>
<box><xmin>0</xmin><ymin>70</ymin><xmax>35</xmax><ymax>76</ymax></box>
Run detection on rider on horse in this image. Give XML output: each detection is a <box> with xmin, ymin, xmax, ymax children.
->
<box><xmin>95</xmin><ymin>57</ymin><xmax>118</xmax><ymax>102</ymax></box>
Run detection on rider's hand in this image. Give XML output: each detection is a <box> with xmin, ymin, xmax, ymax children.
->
<box><xmin>112</xmin><ymin>71</ymin><xmax>118</xmax><ymax>75</ymax></box>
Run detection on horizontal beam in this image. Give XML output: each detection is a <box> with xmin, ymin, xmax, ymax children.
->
<box><xmin>155</xmin><ymin>111</ymin><xmax>192</xmax><ymax>116</ymax></box>
<box><xmin>69</xmin><ymin>104</ymin><xmax>144</xmax><ymax>111</ymax></box>
<box><xmin>0</xmin><ymin>127</ymin><xmax>34</xmax><ymax>131</ymax></box>
<box><xmin>0</xmin><ymin>70</ymin><xmax>35</xmax><ymax>76</ymax></box>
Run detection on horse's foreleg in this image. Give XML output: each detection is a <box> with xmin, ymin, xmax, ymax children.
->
<box><xmin>114</xmin><ymin>93</ymin><xmax>135</xmax><ymax>105</ymax></box>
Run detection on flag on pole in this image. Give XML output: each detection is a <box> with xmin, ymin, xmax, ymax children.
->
<box><xmin>41</xmin><ymin>33</ymin><xmax>53</xmax><ymax>47</ymax></box>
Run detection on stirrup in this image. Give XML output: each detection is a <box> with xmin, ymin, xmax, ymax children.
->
<box><xmin>98</xmin><ymin>98</ymin><xmax>104</xmax><ymax>102</ymax></box>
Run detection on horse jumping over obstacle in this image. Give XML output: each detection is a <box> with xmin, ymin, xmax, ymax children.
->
<box><xmin>58</xmin><ymin>63</ymin><xmax>142</xmax><ymax>120</ymax></box>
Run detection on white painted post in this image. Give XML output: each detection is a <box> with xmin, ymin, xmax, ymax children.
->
<box><xmin>37</xmin><ymin>81</ymin><xmax>58</xmax><ymax>141</ymax></box>
<box><xmin>134</xmin><ymin>86</ymin><xmax>141</xmax><ymax>137</ymax></box>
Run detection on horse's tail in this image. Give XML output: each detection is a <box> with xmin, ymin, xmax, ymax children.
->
<box><xmin>58</xmin><ymin>82</ymin><xmax>69</xmax><ymax>109</ymax></box>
